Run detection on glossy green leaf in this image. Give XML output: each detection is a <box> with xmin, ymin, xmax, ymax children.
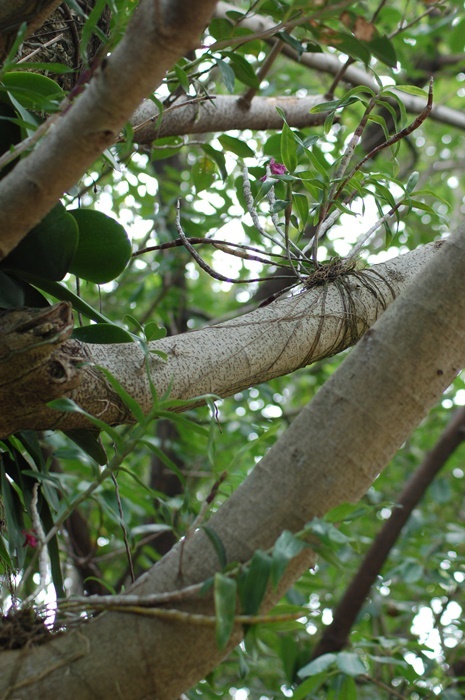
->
<box><xmin>1</xmin><ymin>72</ymin><xmax>65</xmax><ymax>111</ymax></box>
<box><xmin>4</xmin><ymin>202</ymin><xmax>79</xmax><ymax>280</ymax></box>
<box><xmin>368</xmin><ymin>35</ymin><xmax>397</xmax><ymax>68</ymax></box>
<box><xmin>203</xmin><ymin>525</ymin><xmax>227</xmax><ymax>569</ymax></box>
<box><xmin>216</xmin><ymin>58</ymin><xmax>235</xmax><ymax>93</ymax></box>
<box><xmin>214</xmin><ymin>572</ymin><xmax>237</xmax><ymax>649</ymax></box>
<box><xmin>96</xmin><ymin>365</ymin><xmax>145</xmax><ymax>423</ymax></box>
<box><xmin>271</xmin><ymin>530</ymin><xmax>307</xmax><ymax>587</ymax></box>
<box><xmin>72</xmin><ymin>323</ymin><xmax>134</xmax><ymax>344</ymax></box>
<box><xmin>192</xmin><ymin>156</ymin><xmax>217</xmax><ymax>194</ymax></box>
<box><xmin>151</xmin><ymin>136</ymin><xmax>184</xmax><ymax>161</ymax></box>
<box><xmin>218</xmin><ymin>134</ymin><xmax>255</xmax><ymax>158</ymax></box>
<box><xmin>298</xmin><ymin>653</ymin><xmax>336</xmax><ymax>678</ymax></box>
<box><xmin>280</xmin><ymin>122</ymin><xmax>298</xmax><ymax>173</ymax></box>
<box><xmin>227</xmin><ymin>53</ymin><xmax>259</xmax><ymax>88</ymax></box>
<box><xmin>239</xmin><ymin>550</ymin><xmax>271</xmax><ymax>615</ymax></box>
<box><xmin>64</xmin><ymin>429</ymin><xmax>107</xmax><ymax>466</ymax></box>
<box><xmin>69</xmin><ymin>209</ymin><xmax>131</xmax><ymax>284</ymax></box>
<box><xmin>336</xmin><ymin>652</ymin><xmax>367</xmax><ymax>677</ymax></box>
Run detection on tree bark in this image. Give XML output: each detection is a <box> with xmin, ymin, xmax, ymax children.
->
<box><xmin>0</xmin><ymin>0</ymin><xmax>219</xmax><ymax>260</ymax></box>
<box><xmin>0</xmin><ymin>225</ymin><xmax>464</xmax><ymax>700</ymax></box>
<box><xmin>131</xmin><ymin>94</ymin><xmax>328</xmax><ymax>142</ymax></box>
<box><xmin>0</xmin><ymin>242</ymin><xmax>441</xmax><ymax>436</ymax></box>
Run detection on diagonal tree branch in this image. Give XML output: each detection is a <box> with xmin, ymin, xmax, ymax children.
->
<box><xmin>0</xmin><ymin>241</ymin><xmax>442</xmax><ymax>436</ymax></box>
<box><xmin>0</xmin><ymin>0</ymin><xmax>219</xmax><ymax>261</ymax></box>
<box><xmin>0</xmin><ymin>218</ymin><xmax>465</xmax><ymax>700</ymax></box>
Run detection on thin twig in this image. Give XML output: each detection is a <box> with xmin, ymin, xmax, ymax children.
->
<box><xmin>334</xmin><ymin>79</ymin><xmax>434</xmax><ymax>203</ymax></box>
<box><xmin>348</xmin><ymin>199</ymin><xmax>403</xmax><ymax>259</ymax></box>
<box><xmin>175</xmin><ymin>199</ymin><xmax>291</xmax><ymax>284</ymax></box>
<box><xmin>238</xmin><ymin>39</ymin><xmax>284</xmax><ymax>108</ymax></box>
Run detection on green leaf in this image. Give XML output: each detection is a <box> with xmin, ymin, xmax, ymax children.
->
<box><xmin>406</xmin><ymin>171</ymin><xmax>419</xmax><ymax>195</ymax></box>
<box><xmin>280</xmin><ymin>122</ymin><xmax>298</xmax><ymax>173</ymax></box>
<box><xmin>4</xmin><ymin>202</ymin><xmax>79</xmax><ymax>281</ymax></box>
<box><xmin>174</xmin><ymin>63</ymin><xmax>189</xmax><ymax>91</ymax></box>
<box><xmin>298</xmin><ymin>653</ymin><xmax>336</xmax><ymax>678</ymax></box>
<box><xmin>16</xmin><ymin>276</ymin><xmax>114</xmax><ymax>324</ymax></box>
<box><xmin>72</xmin><ymin>323</ymin><xmax>134</xmax><ymax>344</ymax></box>
<box><xmin>336</xmin><ymin>652</ymin><xmax>367</xmax><ymax>677</ymax></box>
<box><xmin>227</xmin><ymin>53</ymin><xmax>259</xmax><ymax>88</ymax></box>
<box><xmin>203</xmin><ymin>525</ymin><xmax>227</xmax><ymax>569</ymax></box>
<box><xmin>1</xmin><ymin>72</ymin><xmax>65</xmax><ymax>112</ymax></box>
<box><xmin>271</xmin><ymin>531</ymin><xmax>307</xmax><ymax>587</ymax></box>
<box><xmin>0</xmin><ymin>270</ymin><xmax>25</xmax><ymax>307</ymax></box>
<box><xmin>367</xmin><ymin>35</ymin><xmax>397</xmax><ymax>68</ymax></box>
<box><xmin>272</xmin><ymin>199</ymin><xmax>290</xmax><ymax>214</ymax></box>
<box><xmin>239</xmin><ymin>550</ymin><xmax>271</xmax><ymax>615</ymax></box>
<box><xmin>292</xmin><ymin>193</ymin><xmax>309</xmax><ymax>228</ymax></box>
<box><xmin>69</xmin><ymin>209</ymin><xmax>131</xmax><ymax>284</ymax></box>
<box><xmin>80</xmin><ymin>0</ymin><xmax>108</xmax><ymax>60</ymax></box>
<box><xmin>393</xmin><ymin>85</ymin><xmax>429</xmax><ymax>98</ymax></box>
<box><xmin>192</xmin><ymin>156</ymin><xmax>217</xmax><ymax>193</ymax></box>
<box><xmin>201</xmin><ymin>143</ymin><xmax>227</xmax><ymax>180</ymax></box>
<box><xmin>214</xmin><ymin>572</ymin><xmax>237</xmax><ymax>649</ymax></box>
<box><xmin>64</xmin><ymin>429</ymin><xmax>107</xmax><ymax>465</ymax></box>
<box><xmin>0</xmin><ymin>535</ymin><xmax>13</xmax><ymax>572</ymax></box>
<box><xmin>216</xmin><ymin>58</ymin><xmax>235</xmax><ymax>93</ymax></box>
<box><xmin>218</xmin><ymin>134</ymin><xmax>255</xmax><ymax>158</ymax></box>
<box><xmin>151</xmin><ymin>135</ymin><xmax>184</xmax><ymax>161</ymax></box>
<box><xmin>291</xmin><ymin>673</ymin><xmax>327</xmax><ymax>699</ymax></box>
<box><xmin>96</xmin><ymin>365</ymin><xmax>145</xmax><ymax>423</ymax></box>
<box><xmin>144</xmin><ymin>322</ymin><xmax>167</xmax><ymax>342</ymax></box>
<box><xmin>47</xmin><ymin>398</ymin><xmax>122</xmax><ymax>445</ymax></box>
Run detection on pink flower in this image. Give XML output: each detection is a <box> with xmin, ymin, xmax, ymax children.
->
<box><xmin>261</xmin><ymin>158</ymin><xmax>287</xmax><ymax>181</ymax></box>
<box><xmin>22</xmin><ymin>530</ymin><xmax>38</xmax><ymax>548</ymax></box>
<box><xmin>270</xmin><ymin>158</ymin><xmax>287</xmax><ymax>175</ymax></box>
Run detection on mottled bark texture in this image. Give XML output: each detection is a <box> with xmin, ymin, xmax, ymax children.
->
<box><xmin>0</xmin><ymin>227</ymin><xmax>464</xmax><ymax>700</ymax></box>
<box><xmin>0</xmin><ymin>242</ymin><xmax>441</xmax><ymax>436</ymax></box>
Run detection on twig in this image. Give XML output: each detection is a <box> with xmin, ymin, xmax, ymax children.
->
<box><xmin>360</xmin><ymin>674</ymin><xmax>410</xmax><ymax>700</ymax></box>
<box><xmin>242</xmin><ymin>165</ymin><xmax>287</xmax><ymax>251</ymax></box>
<box><xmin>348</xmin><ymin>199</ymin><xmax>404</xmax><ymax>259</ymax></box>
<box><xmin>334</xmin><ymin>79</ymin><xmax>434</xmax><ymax>203</ymax></box>
<box><xmin>134</xmin><ymin>236</ymin><xmax>291</xmax><ymax>267</ymax></box>
<box><xmin>175</xmin><ymin>199</ymin><xmax>291</xmax><ymax>284</ymax></box>
<box><xmin>238</xmin><ymin>39</ymin><xmax>284</xmax><ymax>108</ymax></box>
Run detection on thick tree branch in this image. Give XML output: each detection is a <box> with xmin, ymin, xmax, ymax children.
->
<box><xmin>0</xmin><ymin>223</ymin><xmax>464</xmax><ymax>700</ymax></box>
<box><xmin>215</xmin><ymin>2</ymin><xmax>465</xmax><ymax>132</ymax></box>
<box><xmin>0</xmin><ymin>0</ymin><xmax>219</xmax><ymax>261</ymax></box>
<box><xmin>0</xmin><ymin>242</ymin><xmax>441</xmax><ymax>437</ymax></box>
<box><xmin>131</xmin><ymin>94</ymin><xmax>327</xmax><ymax>142</ymax></box>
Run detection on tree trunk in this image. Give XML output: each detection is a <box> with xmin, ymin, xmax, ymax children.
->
<box><xmin>0</xmin><ymin>226</ymin><xmax>463</xmax><ymax>699</ymax></box>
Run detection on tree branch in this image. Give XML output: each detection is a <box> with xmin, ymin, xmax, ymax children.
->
<box><xmin>131</xmin><ymin>94</ymin><xmax>328</xmax><ymax>142</ymax></box>
<box><xmin>1</xmin><ymin>221</ymin><xmax>465</xmax><ymax>700</ymax></box>
<box><xmin>215</xmin><ymin>2</ymin><xmax>465</xmax><ymax>131</ymax></box>
<box><xmin>0</xmin><ymin>0</ymin><xmax>219</xmax><ymax>261</ymax></box>
<box><xmin>0</xmin><ymin>242</ymin><xmax>442</xmax><ymax>436</ymax></box>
